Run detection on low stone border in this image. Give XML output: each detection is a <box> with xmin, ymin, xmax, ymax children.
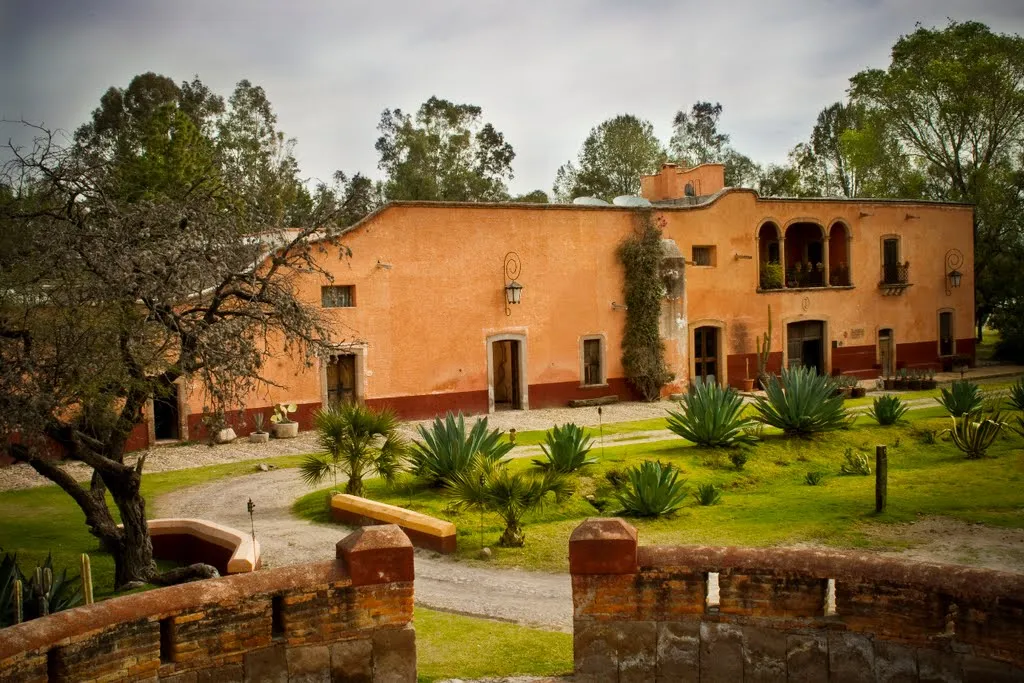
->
<box><xmin>141</xmin><ymin>518</ymin><xmax>260</xmax><ymax>575</ymax></box>
<box><xmin>330</xmin><ymin>493</ymin><xmax>457</xmax><ymax>554</ymax></box>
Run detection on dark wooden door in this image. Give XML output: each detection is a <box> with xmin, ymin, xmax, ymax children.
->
<box><xmin>327</xmin><ymin>355</ymin><xmax>356</xmax><ymax>405</ymax></box>
<box><xmin>879</xmin><ymin>329</ymin><xmax>894</xmax><ymax>377</ymax></box>
<box><xmin>153</xmin><ymin>382</ymin><xmax>179</xmax><ymax>441</ymax></box>
<box><xmin>787</xmin><ymin>321</ymin><xmax>824</xmax><ymax>374</ymax></box>
<box><xmin>509</xmin><ymin>341</ymin><xmax>521</xmax><ymax>408</ymax></box>
<box><xmin>694</xmin><ymin>326</ymin><xmax>719</xmax><ymax>383</ymax></box>
<box><xmin>939</xmin><ymin>313</ymin><xmax>954</xmax><ymax>356</ymax></box>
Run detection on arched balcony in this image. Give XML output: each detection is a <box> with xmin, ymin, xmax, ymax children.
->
<box><xmin>757</xmin><ymin>222</ymin><xmax>783</xmax><ymax>290</ymax></box>
<box><xmin>828</xmin><ymin>222</ymin><xmax>851</xmax><ymax>286</ymax></box>
<box><xmin>784</xmin><ymin>222</ymin><xmax>826</xmax><ymax>288</ymax></box>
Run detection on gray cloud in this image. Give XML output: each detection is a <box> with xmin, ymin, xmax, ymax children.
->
<box><xmin>2</xmin><ymin>0</ymin><xmax>1023</xmax><ymax>195</ymax></box>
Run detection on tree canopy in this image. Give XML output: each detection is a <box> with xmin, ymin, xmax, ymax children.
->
<box><xmin>375</xmin><ymin>96</ymin><xmax>515</xmax><ymax>202</ymax></box>
<box><xmin>552</xmin><ymin>114</ymin><xmax>665</xmax><ymax>202</ymax></box>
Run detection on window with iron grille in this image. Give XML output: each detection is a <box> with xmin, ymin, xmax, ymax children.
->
<box><xmin>321</xmin><ymin>285</ymin><xmax>354</xmax><ymax>308</ymax></box>
<box><xmin>583</xmin><ymin>338</ymin><xmax>603</xmax><ymax>386</ymax></box>
<box><xmin>692</xmin><ymin>245</ymin><xmax>715</xmax><ymax>266</ymax></box>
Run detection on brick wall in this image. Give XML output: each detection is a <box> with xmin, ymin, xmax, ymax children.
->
<box><xmin>569</xmin><ymin>518</ymin><xmax>1024</xmax><ymax>682</ymax></box>
<box><xmin>0</xmin><ymin>525</ymin><xmax>416</xmax><ymax>683</ymax></box>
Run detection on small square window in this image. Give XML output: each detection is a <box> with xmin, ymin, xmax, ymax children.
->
<box><xmin>321</xmin><ymin>285</ymin><xmax>354</xmax><ymax>308</ymax></box>
<box><xmin>692</xmin><ymin>246</ymin><xmax>715</xmax><ymax>267</ymax></box>
<box><xmin>582</xmin><ymin>338</ymin><xmax>604</xmax><ymax>386</ymax></box>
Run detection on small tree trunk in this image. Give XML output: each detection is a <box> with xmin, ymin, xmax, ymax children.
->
<box><xmin>345</xmin><ymin>476</ymin><xmax>363</xmax><ymax>497</ymax></box>
<box><xmin>498</xmin><ymin>522</ymin><xmax>525</xmax><ymax>548</ymax></box>
<box><xmin>105</xmin><ymin>469</ymin><xmax>159</xmax><ymax>588</ymax></box>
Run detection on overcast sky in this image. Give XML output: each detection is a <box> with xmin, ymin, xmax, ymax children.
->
<box><xmin>2</xmin><ymin>0</ymin><xmax>1023</xmax><ymax>196</ymax></box>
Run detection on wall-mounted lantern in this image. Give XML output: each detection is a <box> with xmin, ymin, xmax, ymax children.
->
<box><xmin>945</xmin><ymin>248</ymin><xmax>964</xmax><ymax>296</ymax></box>
<box><xmin>503</xmin><ymin>252</ymin><xmax>523</xmax><ymax>316</ymax></box>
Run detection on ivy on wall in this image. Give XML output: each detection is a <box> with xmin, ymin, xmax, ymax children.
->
<box><xmin>617</xmin><ymin>211</ymin><xmax>673</xmax><ymax>401</ymax></box>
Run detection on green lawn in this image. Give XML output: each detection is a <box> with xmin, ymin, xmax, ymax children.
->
<box><xmin>296</xmin><ymin>406</ymin><xmax>1024</xmax><ymax>573</ymax></box>
<box><xmin>415</xmin><ymin>607</ymin><xmax>570</xmax><ymax>681</ymax></box>
<box><xmin>0</xmin><ymin>454</ymin><xmax>306</xmax><ymax>599</ymax></box>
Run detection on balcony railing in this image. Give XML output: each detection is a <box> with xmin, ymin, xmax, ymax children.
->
<box><xmin>879</xmin><ymin>262</ymin><xmax>911</xmax><ymax>295</ymax></box>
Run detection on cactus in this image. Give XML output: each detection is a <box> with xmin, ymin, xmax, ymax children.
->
<box><xmin>81</xmin><ymin>554</ymin><xmax>94</xmax><ymax>605</ymax></box>
<box><xmin>13</xmin><ymin>579</ymin><xmax>23</xmax><ymax>624</ymax></box>
<box><xmin>755</xmin><ymin>305</ymin><xmax>773</xmax><ymax>382</ymax></box>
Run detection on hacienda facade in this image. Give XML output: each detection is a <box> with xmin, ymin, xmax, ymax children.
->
<box><xmin>139</xmin><ymin>163</ymin><xmax>976</xmax><ymax>445</ymax></box>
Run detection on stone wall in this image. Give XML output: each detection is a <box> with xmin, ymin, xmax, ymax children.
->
<box><xmin>0</xmin><ymin>525</ymin><xmax>416</xmax><ymax>682</ymax></box>
<box><xmin>570</xmin><ymin>518</ymin><xmax>1024</xmax><ymax>682</ymax></box>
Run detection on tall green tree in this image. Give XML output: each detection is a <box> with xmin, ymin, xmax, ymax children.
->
<box><xmin>552</xmin><ymin>115</ymin><xmax>665</xmax><ymax>202</ymax></box>
<box><xmin>669</xmin><ymin>101</ymin><xmax>759</xmax><ymax>188</ymax></box>
<box><xmin>849</xmin><ymin>21</ymin><xmax>1024</xmax><ymax>338</ymax></box>
<box><xmin>375</xmin><ymin>96</ymin><xmax>515</xmax><ymax>202</ymax></box>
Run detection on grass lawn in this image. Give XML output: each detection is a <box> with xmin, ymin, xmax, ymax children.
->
<box><xmin>976</xmin><ymin>327</ymin><xmax>1001</xmax><ymax>363</ymax></box>
<box><xmin>296</xmin><ymin>405</ymin><xmax>1024</xmax><ymax>573</ymax></box>
<box><xmin>415</xmin><ymin>607</ymin><xmax>571</xmax><ymax>681</ymax></box>
<box><xmin>0</xmin><ymin>454</ymin><xmax>306</xmax><ymax>599</ymax></box>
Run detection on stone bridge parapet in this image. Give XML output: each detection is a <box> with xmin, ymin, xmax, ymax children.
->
<box><xmin>570</xmin><ymin>518</ymin><xmax>1024</xmax><ymax>682</ymax></box>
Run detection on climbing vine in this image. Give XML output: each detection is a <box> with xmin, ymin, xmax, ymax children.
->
<box><xmin>617</xmin><ymin>211</ymin><xmax>673</xmax><ymax>401</ymax></box>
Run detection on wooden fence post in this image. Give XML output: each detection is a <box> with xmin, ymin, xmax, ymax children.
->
<box><xmin>875</xmin><ymin>445</ymin><xmax>888</xmax><ymax>513</ymax></box>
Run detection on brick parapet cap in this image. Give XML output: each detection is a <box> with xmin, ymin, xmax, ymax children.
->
<box><xmin>0</xmin><ymin>560</ymin><xmax>345</xmax><ymax>663</ymax></box>
<box><xmin>337</xmin><ymin>523</ymin><xmax>415</xmax><ymax>586</ymax></box>
<box><xmin>569</xmin><ymin>518</ymin><xmax>638</xmax><ymax>575</ymax></box>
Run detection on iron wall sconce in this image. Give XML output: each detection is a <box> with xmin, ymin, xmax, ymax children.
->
<box><xmin>945</xmin><ymin>248</ymin><xmax>964</xmax><ymax>295</ymax></box>
<box><xmin>503</xmin><ymin>251</ymin><xmax>523</xmax><ymax>315</ymax></box>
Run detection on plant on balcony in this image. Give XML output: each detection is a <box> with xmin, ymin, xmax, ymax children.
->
<box><xmin>752</xmin><ymin>366</ymin><xmax>850</xmax><ymax>436</ymax></box>
<box><xmin>759</xmin><ymin>262</ymin><xmax>784</xmax><ymax>290</ymax></box>
<box><xmin>615</xmin><ymin>460</ymin><xmax>689</xmax><ymax>517</ymax></box>
<box><xmin>936</xmin><ymin>380</ymin><xmax>982</xmax><ymax>417</ymax></box>
<box><xmin>666</xmin><ymin>378</ymin><xmax>759</xmax><ymax>447</ymax></box>
<box><xmin>532</xmin><ymin>423</ymin><xmax>597</xmax><ymax>473</ymax></box>
<box><xmin>409</xmin><ymin>412</ymin><xmax>514</xmax><ymax>487</ymax></box>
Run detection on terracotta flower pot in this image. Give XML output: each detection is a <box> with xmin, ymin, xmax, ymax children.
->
<box><xmin>741</xmin><ymin>378</ymin><xmax>755</xmax><ymax>392</ymax></box>
<box><xmin>272</xmin><ymin>422</ymin><xmax>299</xmax><ymax>439</ymax></box>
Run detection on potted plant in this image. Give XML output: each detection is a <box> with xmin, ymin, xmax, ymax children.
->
<box><xmin>923</xmin><ymin>368</ymin><xmax>937</xmax><ymax>390</ymax></box>
<box><xmin>908</xmin><ymin>369</ymin><xmax>922</xmax><ymax>391</ymax></box>
<box><xmin>206</xmin><ymin>410</ymin><xmax>236</xmax><ymax>444</ymax></box>
<box><xmin>249</xmin><ymin>412</ymin><xmax>270</xmax><ymax>443</ymax></box>
<box><xmin>883</xmin><ymin>372</ymin><xmax>895</xmax><ymax>391</ymax></box>
<box><xmin>894</xmin><ymin>368</ymin><xmax>907</xmax><ymax>390</ymax></box>
<box><xmin>850</xmin><ymin>377</ymin><xmax>867</xmax><ymax>399</ymax></box>
<box><xmin>270</xmin><ymin>402</ymin><xmax>299</xmax><ymax>438</ymax></box>
<box><xmin>741</xmin><ymin>358</ymin><xmax>756</xmax><ymax>392</ymax></box>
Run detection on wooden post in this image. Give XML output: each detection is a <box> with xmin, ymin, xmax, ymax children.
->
<box><xmin>875</xmin><ymin>445</ymin><xmax>888</xmax><ymax>513</ymax></box>
<box><xmin>81</xmin><ymin>553</ymin><xmax>94</xmax><ymax>605</ymax></box>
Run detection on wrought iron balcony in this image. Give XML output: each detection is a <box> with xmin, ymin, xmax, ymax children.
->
<box><xmin>879</xmin><ymin>262</ymin><xmax>911</xmax><ymax>295</ymax></box>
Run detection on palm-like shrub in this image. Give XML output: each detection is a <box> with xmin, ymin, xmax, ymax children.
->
<box><xmin>752</xmin><ymin>367</ymin><xmax>849</xmax><ymax>436</ymax></box>
<box><xmin>615</xmin><ymin>461</ymin><xmax>689</xmax><ymax>517</ymax></box>
<box><xmin>666</xmin><ymin>378</ymin><xmax>758</xmax><ymax>447</ymax></box>
<box><xmin>693</xmin><ymin>483</ymin><xmax>722</xmax><ymax>506</ymax></box>
<box><xmin>867</xmin><ymin>395</ymin><xmax>909</xmax><ymax>426</ymax></box>
<box><xmin>409</xmin><ymin>412</ymin><xmax>514</xmax><ymax>487</ymax></box>
<box><xmin>532</xmin><ymin>423</ymin><xmax>597</xmax><ymax>473</ymax></box>
<box><xmin>1008</xmin><ymin>379</ymin><xmax>1024</xmax><ymax>411</ymax></box>
<box><xmin>936</xmin><ymin>380</ymin><xmax>982</xmax><ymax>417</ymax></box>
<box><xmin>447</xmin><ymin>462</ymin><xmax>572</xmax><ymax>547</ymax></box>
<box><xmin>944</xmin><ymin>411</ymin><xmax>1004</xmax><ymax>459</ymax></box>
<box><xmin>300</xmin><ymin>404</ymin><xmax>406</xmax><ymax>496</ymax></box>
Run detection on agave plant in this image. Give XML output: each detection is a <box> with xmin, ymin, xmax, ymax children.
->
<box><xmin>866</xmin><ymin>395</ymin><xmax>909</xmax><ymax>426</ymax></box>
<box><xmin>447</xmin><ymin>461</ymin><xmax>572</xmax><ymax>547</ymax></box>
<box><xmin>1</xmin><ymin>552</ymin><xmax>82</xmax><ymax>627</ymax></box>
<box><xmin>666</xmin><ymin>378</ymin><xmax>758</xmax><ymax>447</ymax></box>
<box><xmin>300</xmin><ymin>404</ymin><xmax>406</xmax><ymax>496</ymax></box>
<box><xmin>532</xmin><ymin>423</ymin><xmax>597</xmax><ymax>473</ymax></box>
<box><xmin>804</xmin><ymin>471</ymin><xmax>826</xmax><ymax>486</ymax></box>
<box><xmin>615</xmin><ymin>461</ymin><xmax>689</xmax><ymax>517</ymax></box>
<box><xmin>936</xmin><ymin>380</ymin><xmax>982</xmax><ymax>417</ymax></box>
<box><xmin>752</xmin><ymin>367</ymin><xmax>850</xmax><ymax>436</ymax></box>
<box><xmin>1009</xmin><ymin>379</ymin><xmax>1024</xmax><ymax>412</ymax></box>
<box><xmin>409</xmin><ymin>412</ymin><xmax>514</xmax><ymax>487</ymax></box>
<box><xmin>839</xmin><ymin>448</ymin><xmax>871</xmax><ymax>476</ymax></box>
<box><xmin>693</xmin><ymin>483</ymin><xmax>722</xmax><ymax>506</ymax></box>
<box><xmin>944</xmin><ymin>411</ymin><xmax>1004</xmax><ymax>459</ymax></box>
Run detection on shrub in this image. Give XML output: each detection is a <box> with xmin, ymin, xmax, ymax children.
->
<box><xmin>532</xmin><ymin>423</ymin><xmax>597</xmax><ymax>473</ymax></box>
<box><xmin>447</xmin><ymin>461</ymin><xmax>573</xmax><ymax>547</ymax></box>
<box><xmin>615</xmin><ymin>461</ymin><xmax>689</xmax><ymax>517</ymax></box>
<box><xmin>301</xmin><ymin>404</ymin><xmax>406</xmax><ymax>496</ymax></box>
<box><xmin>759</xmin><ymin>262</ymin><xmax>783</xmax><ymax>290</ymax></box>
<box><xmin>693</xmin><ymin>483</ymin><xmax>722</xmax><ymax>506</ymax></box>
<box><xmin>729</xmin><ymin>451</ymin><xmax>749</xmax><ymax>471</ymax></box>
<box><xmin>409</xmin><ymin>412</ymin><xmax>514</xmax><ymax>487</ymax></box>
<box><xmin>866</xmin><ymin>395</ymin><xmax>909</xmax><ymax>426</ymax></box>
<box><xmin>666</xmin><ymin>378</ymin><xmax>758</xmax><ymax>447</ymax></box>
<box><xmin>944</xmin><ymin>411</ymin><xmax>1004</xmax><ymax>459</ymax></box>
<box><xmin>1009</xmin><ymin>379</ymin><xmax>1024</xmax><ymax>412</ymax></box>
<box><xmin>752</xmin><ymin>367</ymin><xmax>850</xmax><ymax>436</ymax></box>
<box><xmin>604</xmin><ymin>467</ymin><xmax>627</xmax><ymax>489</ymax></box>
<box><xmin>804</xmin><ymin>471</ymin><xmax>826</xmax><ymax>486</ymax></box>
<box><xmin>839</xmin><ymin>448</ymin><xmax>871</xmax><ymax>476</ymax></box>
<box><xmin>936</xmin><ymin>380</ymin><xmax>982</xmax><ymax>417</ymax></box>
<box><xmin>1</xmin><ymin>552</ymin><xmax>82</xmax><ymax>627</ymax></box>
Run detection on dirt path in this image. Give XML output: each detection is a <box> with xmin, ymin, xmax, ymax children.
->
<box><xmin>154</xmin><ymin>468</ymin><xmax>574</xmax><ymax>632</ymax></box>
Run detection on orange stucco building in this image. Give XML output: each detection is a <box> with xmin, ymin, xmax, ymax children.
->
<box><xmin>143</xmin><ymin>164</ymin><xmax>975</xmax><ymax>443</ymax></box>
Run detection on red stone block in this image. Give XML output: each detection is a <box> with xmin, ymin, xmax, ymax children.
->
<box><xmin>569</xmin><ymin>518</ymin><xmax>638</xmax><ymax>575</ymax></box>
<box><xmin>336</xmin><ymin>524</ymin><xmax>415</xmax><ymax>587</ymax></box>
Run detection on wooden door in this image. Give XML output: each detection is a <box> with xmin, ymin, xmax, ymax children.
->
<box><xmin>693</xmin><ymin>327</ymin><xmax>719</xmax><ymax>383</ymax></box>
<box><xmin>327</xmin><ymin>355</ymin><xmax>356</xmax><ymax>405</ymax></box>
<box><xmin>879</xmin><ymin>329</ymin><xmax>894</xmax><ymax>377</ymax></box>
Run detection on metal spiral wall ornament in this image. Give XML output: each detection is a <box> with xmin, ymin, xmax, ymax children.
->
<box><xmin>944</xmin><ymin>248</ymin><xmax>964</xmax><ymax>296</ymax></box>
<box><xmin>503</xmin><ymin>251</ymin><xmax>523</xmax><ymax>316</ymax></box>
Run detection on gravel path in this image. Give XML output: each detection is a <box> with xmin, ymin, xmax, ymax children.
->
<box><xmin>154</xmin><ymin>468</ymin><xmax>574</xmax><ymax>632</ymax></box>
